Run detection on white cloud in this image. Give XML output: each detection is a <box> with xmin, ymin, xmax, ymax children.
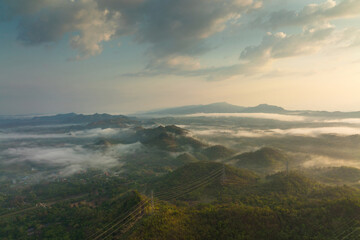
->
<box><xmin>3</xmin><ymin>142</ymin><xmax>142</xmax><ymax>176</ymax></box>
<box><xmin>191</xmin><ymin>126</ymin><xmax>360</xmax><ymax>138</ymax></box>
<box><xmin>251</xmin><ymin>0</ymin><xmax>360</xmax><ymax>30</ymax></box>
<box><xmin>303</xmin><ymin>154</ymin><xmax>360</xmax><ymax>169</ymax></box>
<box><xmin>2</xmin><ymin>0</ymin><xmax>262</xmax><ymax>60</ymax></box>
<box><xmin>127</xmin><ymin>23</ymin><xmax>337</xmax><ymax>80</ymax></box>
<box><xmin>271</xmin><ymin>127</ymin><xmax>360</xmax><ymax>136</ymax></box>
<box><xmin>0</xmin><ymin>128</ymin><xmax>132</xmax><ymax>140</ymax></box>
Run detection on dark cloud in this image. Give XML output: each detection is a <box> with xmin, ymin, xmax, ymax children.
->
<box><xmin>1</xmin><ymin>0</ymin><xmax>261</xmax><ymax>59</ymax></box>
<box><xmin>125</xmin><ymin>24</ymin><xmax>335</xmax><ymax>80</ymax></box>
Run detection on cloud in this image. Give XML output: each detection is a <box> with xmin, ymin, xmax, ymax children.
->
<box><xmin>3</xmin><ymin>142</ymin><xmax>142</xmax><ymax>176</ymax></box>
<box><xmin>271</xmin><ymin>127</ymin><xmax>360</xmax><ymax>136</ymax></box>
<box><xmin>321</xmin><ymin>118</ymin><xmax>360</xmax><ymax>124</ymax></box>
<box><xmin>160</xmin><ymin>24</ymin><xmax>335</xmax><ymax>80</ymax></box>
<box><xmin>250</xmin><ymin>0</ymin><xmax>360</xmax><ymax>30</ymax></box>
<box><xmin>242</xmin><ymin>26</ymin><xmax>334</xmax><ymax>60</ymax></box>
<box><xmin>1</xmin><ymin>0</ymin><xmax>262</xmax><ymax>60</ymax></box>
<box><xmin>0</xmin><ymin>127</ymin><xmax>133</xmax><ymax>140</ymax></box>
<box><xmin>3</xmin><ymin>0</ymin><xmax>358</xmax><ymax>78</ymax></box>
<box><xmin>2</xmin><ymin>0</ymin><xmax>134</xmax><ymax>59</ymax></box>
<box><xmin>125</xmin><ymin>18</ymin><xmax>336</xmax><ymax>80</ymax></box>
<box><xmin>144</xmin><ymin>55</ymin><xmax>202</xmax><ymax>75</ymax></box>
<box><xmin>191</xmin><ymin>126</ymin><xmax>360</xmax><ymax>138</ymax></box>
<box><xmin>302</xmin><ymin>154</ymin><xmax>360</xmax><ymax>169</ymax></box>
<box><xmin>136</xmin><ymin>0</ymin><xmax>261</xmax><ymax>58</ymax></box>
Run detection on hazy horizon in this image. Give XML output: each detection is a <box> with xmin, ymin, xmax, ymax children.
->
<box><xmin>2</xmin><ymin>101</ymin><xmax>360</xmax><ymax>117</ymax></box>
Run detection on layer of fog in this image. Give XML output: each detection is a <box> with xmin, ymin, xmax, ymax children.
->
<box><xmin>0</xmin><ymin>126</ymin><xmax>142</xmax><ymax>181</ymax></box>
<box><xmin>2</xmin><ymin>142</ymin><xmax>142</xmax><ymax>177</ymax></box>
<box><xmin>302</xmin><ymin>155</ymin><xmax>360</xmax><ymax>169</ymax></box>
<box><xmin>0</xmin><ymin>128</ymin><xmax>134</xmax><ymax>140</ymax></box>
<box><xmin>191</xmin><ymin>126</ymin><xmax>360</xmax><ymax>138</ymax></box>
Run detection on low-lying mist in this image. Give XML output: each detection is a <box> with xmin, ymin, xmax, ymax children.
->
<box><xmin>0</xmin><ymin>125</ymin><xmax>143</xmax><ymax>182</ymax></box>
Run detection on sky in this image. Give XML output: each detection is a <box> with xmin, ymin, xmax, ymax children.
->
<box><xmin>1</xmin><ymin>0</ymin><xmax>360</xmax><ymax>115</ymax></box>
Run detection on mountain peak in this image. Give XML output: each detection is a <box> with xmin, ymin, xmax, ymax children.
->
<box><xmin>243</xmin><ymin>104</ymin><xmax>285</xmax><ymax>113</ymax></box>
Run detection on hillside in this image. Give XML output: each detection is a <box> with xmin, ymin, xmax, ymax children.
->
<box><xmin>149</xmin><ymin>162</ymin><xmax>259</xmax><ymax>201</ymax></box>
<box><xmin>126</xmin><ymin>170</ymin><xmax>360</xmax><ymax>240</ymax></box>
<box><xmin>86</xmin><ymin>117</ymin><xmax>139</xmax><ymax>128</ymax></box>
<box><xmin>135</xmin><ymin>125</ymin><xmax>207</xmax><ymax>152</ymax></box>
<box><xmin>230</xmin><ymin>147</ymin><xmax>289</xmax><ymax>173</ymax></box>
<box><xmin>305</xmin><ymin>166</ymin><xmax>360</xmax><ymax>185</ymax></box>
<box><xmin>175</xmin><ymin>153</ymin><xmax>199</xmax><ymax>165</ymax></box>
<box><xmin>202</xmin><ymin>145</ymin><xmax>236</xmax><ymax>161</ymax></box>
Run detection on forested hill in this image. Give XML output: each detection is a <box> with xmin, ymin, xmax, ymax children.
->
<box><xmin>125</xmin><ymin>166</ymin><xmax>360</xmax><ymax>240</ymax></box>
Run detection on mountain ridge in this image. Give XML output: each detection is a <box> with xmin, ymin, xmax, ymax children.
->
<box><xmin>137</xmin><ymin>102</ymin><xmax>360</xmax><ymax>118</ymax></box>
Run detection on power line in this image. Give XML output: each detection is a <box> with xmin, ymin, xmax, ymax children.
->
<box><xmin>154</xmin><ymin>168</ymin><xmax>222</xmax><ymax>198</ymax></box>
<box><xmin>85</xmin><ymin>198</ymin><xmax>146</xmax><ymax>239</ymax></box>
<box><xmin>102</xmin><ymin>207</ymin><xmax>146</xmax><ymax>240</ymax></box>
<box><xmin>90</xmin><ymin>166</ymin><xmax>224</xmax><ymax>239</ymax></box>
<box><xmin>154</xmin><ymin>170</ymin><xmax>222</xmax><ymax>200</ymax></box>
<box><xmin>160</xmin><ymin>172</ymin><xmax>223</xmax><ymax>201</ymax></box>
<box><xmin>90</xmin><ymin>199</ymin><xmax>150</xmax><ymax>240</ymax></box>
<box><xmin>340</xmin><ymin>227</ymin><xmax>360</xmax><ymax>240</ymax></box>
<box><xmin>154</xmin><ymin>167</ymin><xmax>223</xmax><ymax>194</ymax></box>
<box><xmin>334</xmin><ymin>218</ymin><xmax>360</xmax><ymax>240</ymax></box>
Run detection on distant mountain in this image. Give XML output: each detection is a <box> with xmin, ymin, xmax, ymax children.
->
<box><xmin>141</xmin><ymin>103</ymin><xmax>360</xmax><ymax>118</ymax></box>
<box><xmin>144</xmin><ymin>102</ymin><xmax>246</xmax><ymax>115</ymax></box>
<box><xmin>0</xmin><ymin>113</ymin><xmax>139</xmax><ymax>128</ymax></box>
<box><xmin>241</xmin><ymin>104</ymin><xmax>285</xmax><ymax>113</ymax></box>
<box><xmin>142</xmin><ymin>102</ymin><xmax>289</xmax><ymax>115</ymax></box>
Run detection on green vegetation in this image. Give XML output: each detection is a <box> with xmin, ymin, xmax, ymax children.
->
<box><xmin>2</xmin><ymin>118</ymin><xmax>360</xmax><ymax>239</ymax></box>
<box><xmin>127</xmin><ymin>168</ymin><xmax>360</xmax><ymax>240</ymax></box>
<box><xmin>305</xmin><ymin>166</ymin><xmax>360</xmax><ymax>185</ymax></box>
<box><xmin>202</xmin><ymin>145</ymin><xmax>235</xmax><ymax>161</ymax></box>
<box><xmin>230</xmin><ymin>147</ymin><xmax>289</xmax><ymax>173</ymax></box>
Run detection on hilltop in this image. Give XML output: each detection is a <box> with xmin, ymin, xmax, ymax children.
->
<box><xmin>230</xmin><ymin>147</ymin><xmax>289</xmax><ymax>173</ymax></box>
<box><xmin>134</xmin><ymin>125</ymin><xmax>207</xmax><ymax>152</ymax></box>
<box><xmin>202</xmin><ymin>145</ymin><xmax>236</xmax><ymax>161</ymax></box>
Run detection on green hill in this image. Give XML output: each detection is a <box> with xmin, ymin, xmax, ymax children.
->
<box><xmin>263</xmin><ymin>171</ymin><xmax>318</xmax><ymax>195</ymax></box>
<box><xmin>136</xmin><ymin>125</ymin><xmax>207</xmax><ymax>152</ymax></box>
<box><xmin>231</xmin><ymin>147</ymin><xmax>289</xmax><ymax>173</ymax></box>
<box><xmin>305</xmin><ymin>166</ymin><xmax>360</xmax><ymax>184</ymax></box>
<box><xmin>149</xmin><ymin>162</ymin><xmax>259</xmax><ymax>201</ymax></box>
<box><xmin>202</xmin><ymin>145</ymin><xmax>235</xmax><ymax>161</ymax></box>
<box><xmin>127</xmin><ymin>170</ymin><xmax>360</xmax><ymax>240</ymax></box>
<box><xmin>175</xmin><ymin>153</ymin><xmax>199</xmax><ymax>165</ymax></box>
